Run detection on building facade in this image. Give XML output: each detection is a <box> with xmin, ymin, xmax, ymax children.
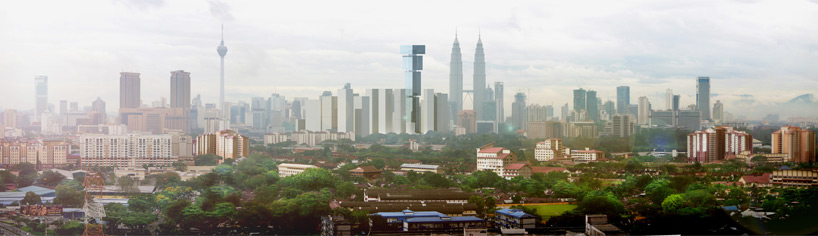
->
<box><xmin>771</xmin><ymin>126</ymin><xmax>816</xmax><ymax>163</ymax></box>
<box><xmin>534</xmin><ymin>138</ymin><xmax>563</xmax><ymax>162</ymax></box>
<box><xmin>0</xmin><ymin>139</ymin><xmax>68</xmax><ymax>168</ymax></box>
<box><xmin>687</xmin><ymin>126</ymin><xmax>752</xmax><ymax>163</ymax></box>
<box><xmin>80</xmin><ymin>133</ymin><xmax>192</xmax><ymax>167</ymax></box>
<box><xmin>278</xmin><ymin>163</ymin><xmax>319</xmax><ymax>177</ymax></box>
<box><xmin>476</xmin><ymin>143</ymin><xmax>518</xmax><ymax>177</ymax></box>
<box><xmin>195</xmin><ymin>129</ymin><xmax>249</xmax><ymax>162</ymax></box>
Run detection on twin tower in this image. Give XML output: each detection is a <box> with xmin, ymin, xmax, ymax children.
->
<box><xmin>449</xmin><ymin>33</ymin><xmax>487</xmax><ymax>126</ymax></box>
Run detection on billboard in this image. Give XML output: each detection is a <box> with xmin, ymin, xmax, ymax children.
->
<box><xmin>20</xmin><ymin>205</ymin><xmax>63</xmax><ymax>216</ymax></box>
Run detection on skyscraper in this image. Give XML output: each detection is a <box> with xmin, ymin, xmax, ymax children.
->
<box><xmin>666</xmin><ymin>89</ymin><xmax>673</xmax><ymax>110</ymax></box>
<box><xmin>119</xmin><ymin>72</ymin><xmax>141</xmax><ymax>109</ymax></box>
<box><xmin>494</xmin><ymin>81</ymin><xmax>504</xmax><ymax>123</ymax></box>
<box><xmin>170</xmin><ymin>70</ymin><xmax>191</xmax><ymax>109</ymax></box>
<box><xmin>616</xmin><ymin>86</ymin><xmax>629</xmax><ymax>114</ymax></box>
<box><xmin>401</xmin><ymin>45</ymin><xmax>425</xmax><ymax>133</ymax></box>
<box><xmin>337</xmin><ymin>86</ymin><xmax>354</xmax><ymax>132</ymax></box>
<box><xmin>35</xmin><ymin>76</ymin><xmax>48</xmax><ymax>118</ymax></box>
<box><xmin>638</xmin><ymin>96</ymin><xmax>650</xmax><ymax>125</ymax></box>
<box><xmin>473</xmin><ymin>35</ymin><xmax>486</xmax><ymax>118</ymax></box>
<box><xmin>449</xmin><ymin>33</ymin><xmax>463</xmax><ymax>125</ymax></box>
<box><xmin>586</xmin><ymin>90</ymin><xmax>599</xmax><ymax>122</ymax></box>
<box><xmin>217</xmin><ymin>25</ymin><xmax>229</xmax><ymax>117</ymax></box>
<box><xmin>713</xmin><ymin>100</ymin><xmax>724</xmax><ymax>122</ymax></box>
<box><xmin>673</xmin><ymin>95</ymin><xmax>680</xmax><ymax>111</ymax></box>
<box><xmin>573</xmin><ymin>88</ymin><xmax>586</xmax><ymax>113</ymax></box>
<box><xmin>697</xmin><ymin>76</ymin><xmax>711</xmax><ymax>120</ymax></box>
<box><xmin>511</xmin><ymin>93</ymin><xmax>526</xmax><ymax>131</ymax></box>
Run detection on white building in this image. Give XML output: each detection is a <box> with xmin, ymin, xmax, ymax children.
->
<box><xmin>337</xmin><ymin>87</ymin><xmax>354</xmax><ymax>132</ymax></box>
<box><xmin>534</xmin><ymin>138</ymin><xmax>563</xmax><ymax>161</ymax></box>
<box><xmin>571</xmin><ymin>148</ymin><xmax>605</xmax><ymax>163</ymax></box>
<box><xmin>264</xmin><ymin>131</ymin><xmax>355</xmax><ymax>146</ymax></box>
<box><xmin>278</xmin><ymin>163</ymin><xmax>320</xmax><ymax>177</ymax></box>
<box><xmin>476</xmin><ymin>143</ymin><xmax>518</xmax><ymax>177</ymax></box>
<box><xmin>80</xmin><ymin>133</ymin><xmax>193</xmax><ymax>167</ymax></box>
<box><xmin>400</xmin><ymin>163</ymin><xmax>441</xmax><ymax>173</ymax></box>
<box><xmin>638</xmin><ymin>96</ymin><xmax>650</xmax><ymax>125</ymax></box>
<box><xmin>421</xmin><ymin>89</ymin><xmax>436</xmax><ymax>133</ymax></box>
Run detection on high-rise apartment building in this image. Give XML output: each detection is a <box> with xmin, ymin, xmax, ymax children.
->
<box><xmin>697</xmin><ymin>76</ymin><xmax>711</xmax><ymax>120</ymax></box>
<box><xmin>402</xmin><ymin>45</ymin><xmax>425</xmax><ymax>134</ymax></box>
<box><xmin>120</xmin><ymin>72</ymin><xmax>141</xmax><ymax>109</ymax></box>
<box><xmin>35</xmin><ymin>76</ymin><xmax>48</xmax><ymax>118</ymax></box>
<box><xmin>170</xmin><ymin>70</ymin><xmax>191</xmax><ymax>132</ymax></box>
<box><xmin>610</xmin><ymin>114</ymin><xmax>634</xmax><ymax>138</ymax></box>
<box><xmin>473</xmin><ymin>36</ymin><xmax>486</xmax><ymax>119</ymax></box>
<box><xmin>196</xmin><ymin>129</ymin><xmax>248</xmax><ymax>162</ymax></box>
<box><xmin>687</xmin><ymin>126</ymin><xmax>752</xmax><ymax>163</ymax></box>
<box><xmin>772</xmin><ymin>126</ymin><xmax>816</xmax><ymax>163</ymax></box>
<box><xmin>0</xmin><ymin>139</ymin><xmax>68</xmax><ymax>168</ymax></box>
<box><xmin>81</xmin><ymin>133</ymin><xmax>193</xmax><ymax>167</ymax></box>
<box><xmin>616</xmin><ymin>86</ymin><xmax>630</xmax><ymax>114</ymax></box>
<box><xmin>449</xmin><ymin>34</ymin><xmax>463</xmax><ymax>125</ymax></box>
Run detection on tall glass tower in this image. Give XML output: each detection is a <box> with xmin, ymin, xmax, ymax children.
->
<box><xmin>473</xmin><ymin>35</ymin><xmax>486</xmax><ymax>118</ymax></box>
<box><xmin>401</xmin><ymin>45</ymin><xmax>425</xmax><ymax>133</ymax></box>
<box><xmin>34</xmin><ymin>76</ymin><xmax>48</xmax><ymax>118</ymax></box>
<box><xmin>616</xmin><ymin>86</ymin><xmax>630</xmax><ymax>114</ymax></box>
<box><xmin>449</xmin><ymin>34</ymin><xmax>463</xmax><ymax>125</ymax></box>
<box><xmin>697</xmin><ymin>76</ymin><xmax>710</xmax><ymax>120</ymax></box>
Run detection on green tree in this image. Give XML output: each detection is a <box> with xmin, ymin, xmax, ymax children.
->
<box><xmin>194</xmin><ymin>154</ymin><xmax>221</xmax><ymax>166</ymax></box>
<box><xmin>661</xmin><ymin>193</ymin><xmax>686</xmax><ymax>212</ymax></box>
<box><xmin>128</xmin><ymin>194</ymin><xmax>157</xmax><ymax>212</ymax></box>
<box><xmin>54</xmin><ymin>184</ymin><xmax>84</xmax><ymax>207</ymax></box>
<box><xmin>172</xmin><ymin>161</ymin><xmax>188</xmax><ymax>171</ymax></box>
<box><xmin>37</xmin><ymin>170</ymin><xmax>66</xmax><ymax>187</ymax></box>
<box><xmin>578</xmin><ymin>190</ymin><xmax>624</xmax><ymax>216</ymax></box>
<box><xmin>21</xmin><ymin>191</ymin><xmax>42</xmax><ymax>205</ymax></box>
<box><xmin>118</xmin><ymin>176</ymin><xmax>139</xmax><ymax>194</ymax></box>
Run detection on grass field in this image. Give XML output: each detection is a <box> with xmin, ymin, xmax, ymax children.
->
<box><xmin>524</xmin><ymin>204</ymin><xmax>578</xmax><ymax>221</ymax></box>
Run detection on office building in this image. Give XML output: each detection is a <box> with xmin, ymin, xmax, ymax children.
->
<box><xmin>527</xmin><ymin>121</ymin><xmax>562</xmax><ymax>139</ymax></box>
<box><xmin>337</xmin><ymin>87</ymin><xmax>354</xmax><ymax>132</ymax></box>
<box><xmin>560</xmin><ymin>104</ymin><xmax>569</xmax><ymax>122</ymax></box>
<box><xmin>476</xmin><ymin>143</ymin><xmax>518</xmax><ymax>177</ymax></box>
<box><xmin>650</xmin><ymin>109</ymin><xmax>701</xmax><ymax>131</ymax></box>
<box><xmin>573</xmin><ymin>88</ymin><xmax>586</xmax><ymax>114</ymax></box>
<box><xmin>35</xmin><ymin>76</ymin><xmax>48</xmax><ymax>118</ymax></box>
<box><xmin>637</xmin><ymin>96</ymin><xmax>650</xmax><ymax>125</ymax></box>
<box><xmin>354</xmin><ymin>95</ymin><xmax>371</xmax><ymax>136</ymax></box>
<box><xmin>118</xmin><ymin>107</ymin><xmax>187</xmax><ymax>134</ymax></box>
<box><xmin>687</xmin><ymin>126</ymin><xmax>752</xmax><ymax>163</ymax></box>
<box><xmin>169</xmin><ymin>70</ymin><xmax>191</xmax><ymax>132</ymax></box>
<box><xmin>666</xmin><ymin>89</ymin><xmax>673</xmax><ymax>111</ymax></box>
<box><xmin>392</xmin><ymin>89</ymin><xmax>407</xmax><ymax>133</ymax></box>
<box><xmin>495</xmin><ymin>82</ymin><xmax>504</xmax><ymax>124</ymax></box>
<box><xmin>771</xmin><ymin>126</ymin><xmax>816</xmax><ymax>163</ymax></box>
<box><xmin>458</xmin><ymin>110</ymin><xmax>476</xmax><ymax>134</ymax></box>
<box><xmin>3</xmin><ymin>109</ymin><xmax>17</xmax><ymax>129</ymax></box>
<box><xmin>119</xmin><ymin>72</ymin><xmax>141</xmax><ymax>109</ymax></box>
<box><xmin>603</xmin><ymin>100</ymin><xmax>615</xmax><ymax>119</ymax></box>
<box><xmin>195</xmin><ymin>129</ymin><xmax>249</xmax><ymax>162</ymax></box>
<box><xmin>80</xmin><ymin>133</ymin><xmax>193</xmax><ymax>167</ymax></box>
<box><xmin>616</xmin><ymin>86</ymin><xmax>629</xmax><ymax>114</ymax></box>
<box><xmin>379</xmin><ymin>89</ymin><xmax>394</xmax><ymax>133</ymax></box>
<box><xmin>609</xmin><ymin>114</ymin><xmax>634</xmax><ymax>138</ymax></box>
<box><xmin>672</xmin><ymin>95</ymin><xmax>680</xmax><ymax>111</ymax></box>
<box><xmin>402</xmin><ymin>45</ymin><xmax>425</xmax><ymax>133</ymax></box>
<box><xmin>713</xmin><ymin>100</ymin><xmax>724</xmax><ymax>122</ymax></box>
<box><xmin>420</xmin><ymin>89</ymin><xmax>436</xmax><ymax>133</ymax></box>
<box><xmin>697</xmin><ymin>76</ymin><xmax>711</xmax><ymax>120</ymax></box>
<box><xmin>526</xmin><ymin>104</ymin><xmax>550</xmax><ymax>123</ymax></box>
<box><xmin>511</xmin><ymin>93</ymin><xmax>526</xmax><ymax>132</ymax></box>
<box><xmin>534</xmin><ymin>138</ymin><xmax>564</xmax><ymax>161</ymax></box>
<box><xmin>449</xmin><ymin>34</ymin><xmax>463</xmax><ymax>124</ymax></box>
<box><xmin>586</xmin><ymin>90</ymin><xmax>599</xmax><ymax>122</ymax></box>
<box><xmin>320</xmin><ymin>94</ymin><xmax>337</xmax><ymax>131</ymax></box>
<box><xmin>473</xmin><ymin>36</ymin><xmax>487</xmax><ymax>119</ymax></box>
<box><xmin>434</xmin><ymin>92</ymin><xmax>450</xmax><ymax>132</ymax></box>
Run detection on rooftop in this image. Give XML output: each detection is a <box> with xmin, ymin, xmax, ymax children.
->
<box><xmin>400</xmin><ymin>163</ymin><xmax>440</xmax><ymax>169</ymax></box>
<box><xmin>405</xmin><ymin>216</ymin><xmax>483</xmax><ymax>223</ymax></box>
<box><xmin>479</xmin><ymin>147</ymin><xmax>505</xmax><ymax>154</ymax></box>
<box><xmin>496</xmin><ymin>208</ymin><xmax>536</xmax><ymax>219</ymax></box>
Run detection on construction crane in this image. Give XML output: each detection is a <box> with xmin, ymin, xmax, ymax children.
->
<box><xmin>82</xmin><ymin>163</ymin><xmax>106</xmax><ymax>236</ymax></box>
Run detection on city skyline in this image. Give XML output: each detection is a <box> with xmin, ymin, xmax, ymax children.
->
<box><xmin>2</xmin><ymin>0</ymin><xmax>818</xmax><ymax>120</ymax></box>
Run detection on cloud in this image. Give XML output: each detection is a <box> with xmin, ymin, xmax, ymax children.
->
<box><xmin>209</xmin><ymin>0</ymin><xmax>234</xmax><ymax>21</ymax></box>
<box><xmin>114</xmin><ymin>0</ymin><xmax>164</xmax><ymax>10</ymax></box>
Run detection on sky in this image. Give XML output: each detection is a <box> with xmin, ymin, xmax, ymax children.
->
<box><xmin>1</xmin><ymin>0</ymin><xmax>817</xmax><ymax>120</ymax></box>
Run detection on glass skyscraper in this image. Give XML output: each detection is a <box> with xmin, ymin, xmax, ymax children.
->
<box><xmin>696</xmin><ymin>76</ymin><xmax>710</xmax><ymax>120</ymax></box>
<box><xmin>617</xmin><ymin>86</ymin><xmax>630</xmax><ymax>114</ymax></box>
<box><xmin>401</xmin><ymin>45</ymin><xmax>425</xmax><ymax>133</ymax></box>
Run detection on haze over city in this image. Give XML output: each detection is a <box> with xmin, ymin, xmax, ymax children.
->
<box><xmin>2</xmin><ymin>0</ymin><xmax>818</xmax><ymax>119</ymax></box>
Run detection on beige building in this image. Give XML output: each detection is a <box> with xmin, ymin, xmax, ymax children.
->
<box><xmin>80</xmin><ymin>133</ymin><xmax>193</xmax><ymax>167</ymax></box>
<box><xmin>278</xmin><ymin>163</ymin><xmax>319</xmax><ymax>177</ymax></box>
<box><xmin>399</xmin><ymin>163</ymin><xmax>441</xmax><ymax>173</ymax></box>
<box><xmin>771</xmin><ymin>170</ymin><xmax>818</xmax><ymax>187</ymax></box>
<box><xmin>572</xmin><ymin>148</ymin><xmax>605</xmax><ymax>163</ymax></box>
<box><xmin>534</xmin><ymin>138</ymin><xmax>566</xmax><ymax>161</ymax></box>
<box><xmin>196</xmin><ymin>130</ymin><xmax>249</xmax><ymax>162</ymax></box>
<box><xmin>526</xmin><ymin>121</ymin><xmax>562</xmax><ymax>139</ymax></box>
<box><xmin>0</xmin><ymin>139</ymin><xmax>69</xmax><ymax>168</ymax></box>
<box><xmin>772</xmin><ymin>126</ymin><xmax>816</xmax><ymax>163</ymax></box>
<box><xmin>119</xmin><ymin>107</ymin><xmax>188</xmax><ymax>134</ymax></box>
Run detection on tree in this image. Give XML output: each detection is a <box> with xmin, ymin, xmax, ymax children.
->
<box><xmin>128</xmin><ymin>194</ymin><xmax>156</xmax><ymax>212</ymax></box>
<box><xmin>56</xmin><ymin>220</ymin><xmax>84</xmax><ymax>235</ymax></box>
<box><xmin>21</xmin><ymin>191</ymin><xmax>42</xmax><ymax>205</ymax></box>
<box><xmin>194</xmin><ymin>154</ymin><xmax>221</xmax><ymax>166</ymax></box>
<box><xmin>118</xmin><ymin>176</ymin><xmax>139</xmax><ymax>194</ymax></box>
<box><xmin>578</xmin><ymin>191</ymin><xmax>624</xmax><ymax>216</ymax></box>
<box><xmin>54</xmin><ymin>184</ymin><xmax>84</xmax><ymax>207</ymax></box>
<box><xmin>661</xmin><ymin>194</ymin><xmax>686</xmax><ymax>212</ymax></box>
<box><xmin>37</xmin><ymin>170</ymin><xmax>66</xmax><ymax>187</ymax></box>
<box><xmin>172</xmin><ymin>161</ymin><xmax>188</xmax><ymax>171</ymax></box>
<box><xmin>469</xmin><ymin>195</ymin><xmax>486</xmax><ymax>215</ymax></box>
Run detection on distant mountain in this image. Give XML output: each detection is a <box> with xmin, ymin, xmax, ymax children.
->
<box><xmin>787</xmin><ymin>94</ymin><xmax>816</xmax><ymax>104</ymax></box>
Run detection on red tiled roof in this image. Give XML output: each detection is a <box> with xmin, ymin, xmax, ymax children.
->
<box><xmin>351</xmin><ymin>165</ymin><xmax>381</xmax><ymax>173</ymax></box>
<box><xmin>741</xmin><ymin>173</ymin><xmax>771</xmax><ymax>184</ymax></box>
<box><xmin>478</xmin><ymin>147</ymin><xmax>505</xmax><ymax>153</ymax></box>
<box><xmin>530</xmin><ymin>166</ymin><xmax>567</xmax><ymax>174</ymax></box>
<box><xmin>504</xmin><ymin>163</ymin><xmax>529</xmax><ymax>170</ymax></box>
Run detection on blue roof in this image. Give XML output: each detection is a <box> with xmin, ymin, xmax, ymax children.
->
<box><xmin>779</xmin><ymin>166</ymin><xmax>792</xmax><ymax>170</ymax></box>
<box><xmin>18</xmin><ymin>186</ymin><xmax>55</xmax><ymax>195</ymax></box>
<box><xmin>496</xmin><ymin>208</ymin><xmax>536</xmax><ymax>219</ymax></box>
<box><xmin>406</xmin><ymin>216</ymin><xmax>484</xmax><ymax>223</ymax></box>
<box><xmin>722</xmin><ymin>206</ymin><xmax>739</xmax><ymax>211</ymax></box>
<box><xmin>372</xmin><ymin>211</ymin><xmax>447</xmax><ymax>218</ymax></box>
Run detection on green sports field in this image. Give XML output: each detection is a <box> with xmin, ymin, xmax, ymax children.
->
<box><xmin>524</xmin><ymin>204</ymin><xmax>578</xmax><ymax>221</ymax></box>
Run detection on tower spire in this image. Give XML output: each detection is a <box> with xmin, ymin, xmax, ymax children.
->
<box><xmin>221</xmin><ymin>23</ymin><xmax>224</xmax><ymax>42</ymax></box>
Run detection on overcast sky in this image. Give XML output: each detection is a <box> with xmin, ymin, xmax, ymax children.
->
<box><xmin>1</xmin><ymin>0</ymin><xmax>817</xmax><ymax>119</ymax></box>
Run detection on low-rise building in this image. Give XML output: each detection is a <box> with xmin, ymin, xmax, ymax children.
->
<box><xmin>586</xmin><ymin>214</ymin><xmax>627</xmax><ymax>236</ymax></box>
<box><xmin>503</xmin><ymin>163</ymin><xmax>532</xmax><ymax>179</ymax></box>
<box><xmin>349</xmin><ymin>166</ymin><xmax>382</xmax><ymax>180</ymax></box>
<box><xmin>265</xmin><ymin>131</ymin><xmax>355</xmax><ymax>146</ymax></box>
<box><xmin>535</xmin><ymin>138</ymin><xmax>564</xmax><ymax>161</ymax></box>
<box><xmin>476</xmin><ymin>143</ymin><xmax>518</xmax><ymax>177</ymax></box>
<box><xmin>399</xmin><ymin>163</ymin><xmax>441</xmax><ymax>173</ymax></box>
<box><xmin>278</xmin><ymin>163</ymin><xmax>319</xmax><ymax>177</ymax></box>
<box><xmin>339</xmin><ymin>201</ymin><xmax>478</xmax><ymax>216</ymax></box>
<box><xmin>403</xmin><ymin>215</ymin><xmax>485</xmax><ymax>233</ymax></box>
<box><xmin>771</xmin><ymin>170</ymin><xmax>818</xmax><ymax>186</ymax></box>
<box><xmin>495</xmin><ymin>208</ymin><xmax>537</xmax><ymax>229</ymax></box>
<box><xmin>80</xmin><ymin>133</ymin><xmax>192</xmax><ymax>167</ymax></box>
<box><xmin>320</xmin><ymin>215</ymin><xmax>352</xmax><ymax>236</ymax></box>
<box><xmin>364</xmin><ymin>189</ymin><xmax>473</xmax><ymax>204</ymax></box>
<box><xmin>738</xmin><ymin>173</ymin><xmax>772</xmax><ymax>187</ymax></box>
<box><xmin>572</xmin><ymin>148</ymin><xmax>605</xmax><ymax>163</ymax></box>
